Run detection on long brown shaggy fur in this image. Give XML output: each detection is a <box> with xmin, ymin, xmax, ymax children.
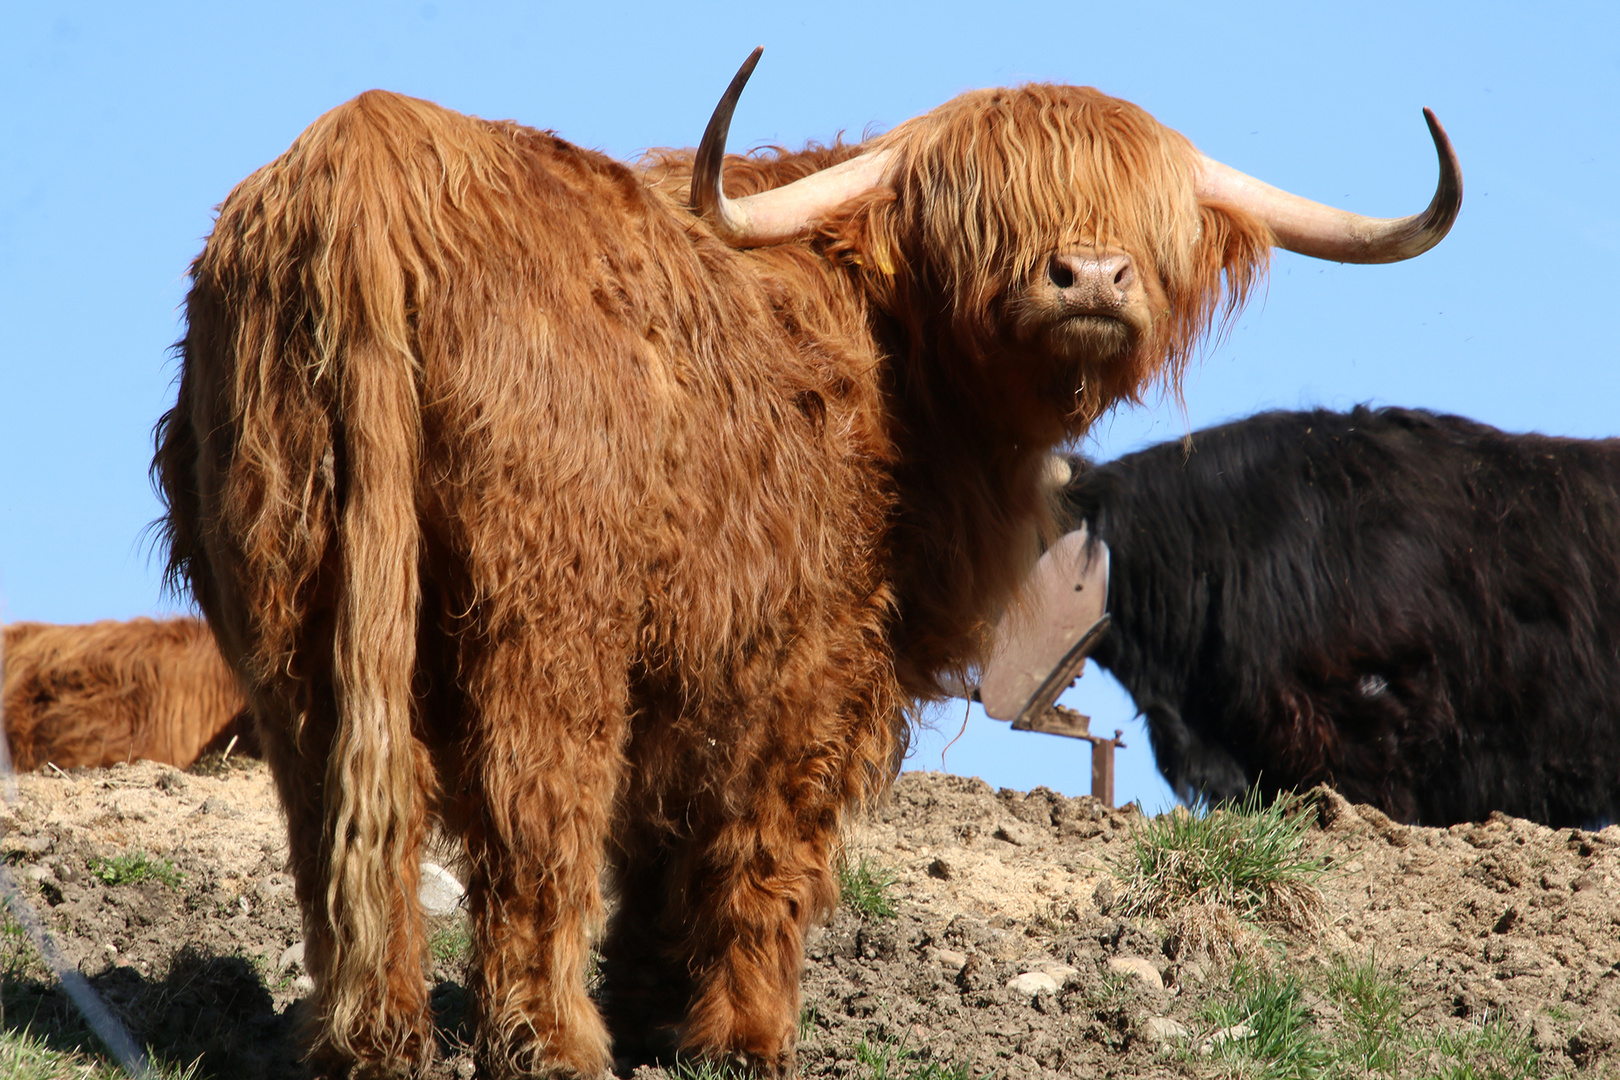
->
<box><xmin>1</xmin><ymin>618</ymin><xmax>250</xmax><ymax>771</ymax></box>
<box><xmin>153</xmin><ymin>82</ymin><xmax>1269</xmax><ymax>1077</ymax></box>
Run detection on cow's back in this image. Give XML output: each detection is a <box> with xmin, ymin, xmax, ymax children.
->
<box><xmin>1074</xmin><ymin>406</ymin><xmax>1620</xmax><ymax>826</ymax></box>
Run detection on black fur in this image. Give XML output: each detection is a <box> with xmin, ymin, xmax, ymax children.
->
<box><xmin>1064</xmin><ymin>405</ymin><xmax>1620</xmax><ymax>826</ymax></box>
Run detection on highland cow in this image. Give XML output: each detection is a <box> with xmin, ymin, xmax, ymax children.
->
<box><xmin>1</xmin><ymin>617</ymin><xmax>250</xmax><ymax>771</ymax></box>
<box><xmin>152</xmin><ymin>49</ymin><xmax>1459</xmax><ymax>1077</ymax></box>
<box><xmin>1060</xmin><ymin>406</ymin><xmax>1618</xmax><ymax>828</ymax></box>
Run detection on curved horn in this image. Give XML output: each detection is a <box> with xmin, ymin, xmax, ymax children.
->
<box><xmin>1196</xmin><ymin>108</ymin><xmax>1462</xmax><ymax>263</ymax></box>
<box><xmin>691</xmin><ymin>47</ymin><xmax>896</xmax><ymax>248</ymax></box>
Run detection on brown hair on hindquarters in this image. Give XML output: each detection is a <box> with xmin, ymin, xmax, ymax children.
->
<box><xmin>1</xmin><ymin>618</ymin><xmax>251</xmax><ymax>770</ymax></box>
<box><xmin>155</xmin><ymin>80</ymin><xmax>1280</xmax><ymax>1077</ymax></box>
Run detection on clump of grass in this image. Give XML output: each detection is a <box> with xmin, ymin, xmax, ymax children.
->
<box><xmin>797</xmin><ymin>1002</ymin><xmax>819</xmax><ymax>1043</ymax></box>
<box><xmin>838</xmin><ymin>857</ymin><xmax>897</xmax><ymax>920</ymax></box>
<box><xmin>1325</xmin><ymin>953</ymin><xmax>1409</xmax><ymax>1074</ymax></box>
<box><xmin>1428</xmin><ymin>1016</ymin><xmax>1545</xmax><ymax>1080</ymax></box>
<box><xmin>0</xmin><ymin>1027</ymin><xmax>201</xmax><ymax>1080</ymax></box>
<box><xmin>1113</xmin><ymin>787</ymin><xmax>1325</xmax><ymax>960</ymax></box>
<box><xmin>853</xmin><ymin>1037</ymin><xmax>979</xmax><ymax>1080</ymax></box>
<box><xmin>88</xmin><ymin>851</ymin><xmax>182</xmax><ymax>889</ymax></box>
<box><xmin>668</xmin><ymin>1059</ymin><xmax>752</xmax><ymax>1080</ymax></box>
<box><xmin>429</xmin><ymin>920</ymin><xmax>471</xmax><ymax>966</ymax></box>
<box><xmin>1191</xmin><ymin>955</ymin><xmax>1552</xmax><ymax>1080</ymax></box>
<box><xmin>1198</xmin><ymin>962</ymin><xmax>1328</xmax><ymax>1080</ymax></box>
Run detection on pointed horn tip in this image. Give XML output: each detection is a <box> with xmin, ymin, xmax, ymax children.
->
<box><xmin>690</xmin><ymin>48</ymin><xmax>767</xmax><ymax>225</ymax></box>
<box><xmin>1414</xmin><ymin>106</ymin><xmax>1463</xmax><ymax>253</ymax></box>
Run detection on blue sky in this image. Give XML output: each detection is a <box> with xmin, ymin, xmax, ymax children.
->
<box><xmin>3</xmin><ymin>3</ymin><xmax>1617</xmax><ymax>812</ymax></box>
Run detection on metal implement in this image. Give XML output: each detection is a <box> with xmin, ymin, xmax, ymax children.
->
<box><xmin>979</xmin><ymin>526</ymin><xmax>1111</xmax><ymax>726</ymax></box>
<box><xmin>977</xmin><ymin>526</ymin><xmax>1120</xmax><ymax>803</ymax></box>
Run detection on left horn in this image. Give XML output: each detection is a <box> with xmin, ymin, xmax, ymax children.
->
<box><xmin>691</xmin><ymin>47</ymin><xmax>896</xmax><ymax>248</ymax></box>
<box><xmin>1196</xmin><ymin>108</ymin><xmax>1462</xmax><ymax>263</ymax></box>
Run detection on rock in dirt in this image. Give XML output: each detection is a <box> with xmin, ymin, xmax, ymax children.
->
<box><xmin>419</xmin><ymin>861</ymin><xmax>465</xmax><ymax>916</ymax></box>
<box><xmin>1141</xmin><ymin>1016</ymin><xmax>1190</xmax><ymax>1043</ymax></box>
<box><xmin>278</xmin><ymin>942</ymin><xmax>304</xmax><ymax>975</ymax></box>
<box><xmin>1107</xmin><ymin>955</ymin><xmax>1164</xmax><ymax>992</ymax></box>
<box><xmin>1006</xmin><ymin>970</ymin><xmax>1059</xmax><ymax>997</ymax></box>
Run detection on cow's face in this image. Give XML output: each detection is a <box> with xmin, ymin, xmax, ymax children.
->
<box><xmin>691</xmin><ymin>59</ymin><xmax>1456</xmax><ymax>435</ymax></box>
<box><xmin>871</xmin><ymin>84</ymin><xmax>1271</xmax><ymax>430</ymax></box>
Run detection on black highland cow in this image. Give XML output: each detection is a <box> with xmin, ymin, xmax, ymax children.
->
<box><xmin>1062</xmin><ymin>405</ymin><xmax>1620</xmax><ymax>827</ymax></box>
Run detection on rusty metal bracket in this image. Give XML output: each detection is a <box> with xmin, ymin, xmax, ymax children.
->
<box><xmin>1010</xmin><ymin>704</ymin><xmax>1127</xmax><ymax>806</ymax></box>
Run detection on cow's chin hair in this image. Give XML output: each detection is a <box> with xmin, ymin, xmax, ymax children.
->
<box><xmin>1048</xmin><ymin>314</ymin><xmax>1132</xmax><ymax>362</ymax></box>
<box><xmin>1036</xmin><ymin>316</ymin><xmax>1134</xmax><ymax>410</ymax></box>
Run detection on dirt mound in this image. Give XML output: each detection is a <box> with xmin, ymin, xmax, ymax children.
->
<box><xmin>0</xmin><ymin>761</ymin><xmax>1615</xmax><ymax>1077</ymax></box>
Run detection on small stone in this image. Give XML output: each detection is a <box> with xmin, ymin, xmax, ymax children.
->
<box><xmin>278</xmin><ymin>941</ymin><xmax>306</xmax><ymax>975</ymax></box>
<box><xmin>293</xmin><ymin>974</ymin><xmax>315</xmax><ymax>995</ymax></box>
<box><xmin>1141</xmin><ymin>1016</ymin><xmax>1190</xmax><ymax>1043</ymax></box>
<box><xmin>23</xmin><ymin>864</ymin><xmax>56</xmax><ymax>884</ymax></box>
<box><xmin>256</xmin><ymin>875</ymin><xmax>294</xmax><ymax>904</ymax></box>
<box><xmin>195</xmin><ymin>797</ymin><xmax>239</xmax><ymax>819</ymax></box>
<box><xmin>1006</xmin><ymin>970</ymin><xmax>1059</xmax><ymax>997</ymax></box>
<box><xmin>1108</xmin><ymin>956</ymin><xmax>1164</xmax><ymax>992</ymax></box>
<box><xmin>934</xmin><ymin>948</ymin><xmax>968</xmax><ymax>975</ymax></box>
<box><xmin>419</xmin><ymin>862</ymin><xmax>466</xmax><ymax>916</ymax></box>
<box><xmin>1202</xmin><ymin>1023</ymin><xmax>1252</xmax><ymax>1053</ymax></box>
<box><xmin>1039</xmin><ymin>962</ymin><xmax>1079</xmax><ymax>985</ymax></box>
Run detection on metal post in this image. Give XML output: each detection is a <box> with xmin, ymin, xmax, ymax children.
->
<box><xmin>1089</xmin><ymin>728</ymin><xmax>1123</xmax><ymax>807</ymax></box>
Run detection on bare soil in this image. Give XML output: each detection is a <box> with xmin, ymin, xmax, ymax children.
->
<box><xmin>0</xmin><ymin>759</ymin><xmax>1616</xmax><ymax>1078</ymax></box>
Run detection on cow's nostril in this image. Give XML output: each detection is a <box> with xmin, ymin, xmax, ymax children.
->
<box><xmin>1113</xmin><ymin>259</ymin><xmax>1134</xmax><ymax>289</ymax></box>
<box><xmin>1048</xmin><ymin>257</ymin><xmax>1075</xmax><ymax>290</ymax></box>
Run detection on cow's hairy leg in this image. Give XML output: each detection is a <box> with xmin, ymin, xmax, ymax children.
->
<box><xmin>460</xmin><ymin>639</ymin><xmax>628</xmax><ymax>1079</ymax></box>
<box><xmin>256</xmin><ymin>685</ymin><xmax>436</xmax><ymax>1077</ymax></box>
<box><xmin>675</xmin><ymin>755</ymin><xmax>844</xmax><ymax>1077</ymax></box>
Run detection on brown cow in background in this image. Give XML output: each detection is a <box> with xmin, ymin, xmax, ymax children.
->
<box><xmin>153</xmin><ymin>49</ymin><xmax>1459</xmax><ymax>1078</ymax></box>
<box><xmin>1</xmin><ymin>617</ymin><xmax>251</xmax><ymax>771</ymax></box>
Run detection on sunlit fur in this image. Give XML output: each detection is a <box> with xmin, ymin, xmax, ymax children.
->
<box><xmin>1</xmin><ymin>618</ymin><xmax>250</xmax><ymax>771</ymax></box>
<box><xmin>155</xmin><ymin>82</ymin><xmax>1270</xmax><ymax>1077</ymax></box>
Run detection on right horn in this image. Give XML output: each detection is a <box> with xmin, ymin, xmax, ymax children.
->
<box><xmin>1196</xmin><ymin>109</ymin><xmax>1462</xmax><ymax>263</ymax></box>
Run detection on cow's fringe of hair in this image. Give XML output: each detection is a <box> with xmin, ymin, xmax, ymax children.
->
<box><xmin>832</xmin><ymin>85</ymin><xmax>1270</xmax><ymax>690</ymax></box>
<box><xmin>846</xmin><ymin>85</ymin><xmax>1270</xmax><ymax>404</ymax></box>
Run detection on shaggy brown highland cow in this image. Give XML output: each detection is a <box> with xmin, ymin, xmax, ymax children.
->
<box><xmin>152</xmin><ymin>50</ymin><xmax>1459</xmax><ymax>1077</ymax></box>
<box><xmin>1</xmin><ymin>617</ymin><xmax>249</xmax><ymax>771</ymax></box>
